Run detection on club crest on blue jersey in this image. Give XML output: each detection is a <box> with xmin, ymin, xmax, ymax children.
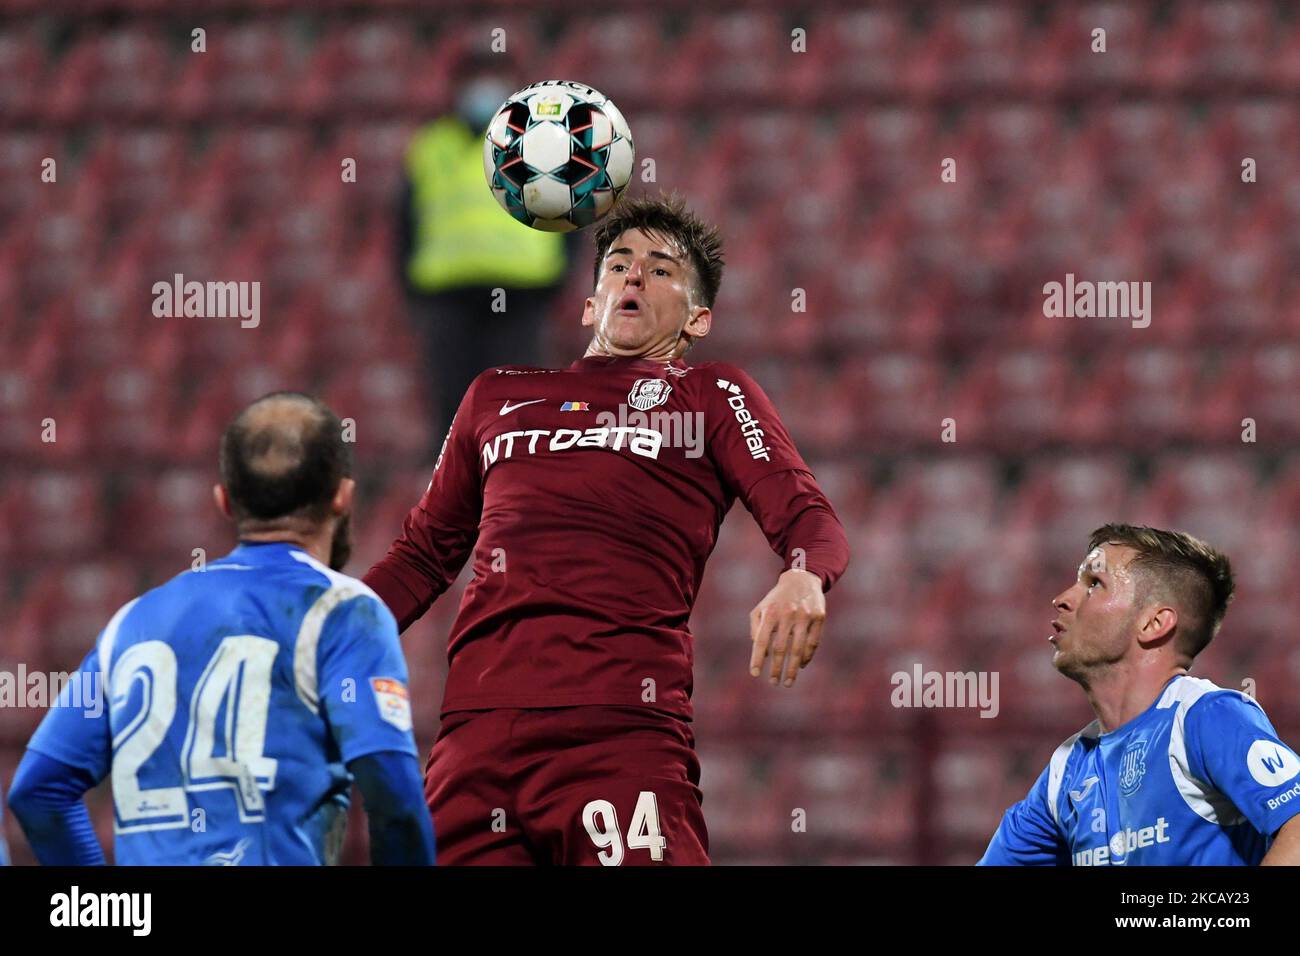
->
<box><xmin>1119</xmin><ymin>737</ymin><xmax>1149</xmax><ymax>796</ymax></box>
<box><xmin>628</xmin><ymin>378</ymin><xmax>672</xmax><ymax>411</ymax></box>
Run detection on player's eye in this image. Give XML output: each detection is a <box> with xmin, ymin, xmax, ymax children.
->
<box><xmin>610</xmin><ymin>263</ymin><xmax>626</xmax><ymax>272</ymax></box>
<box><xmin>654</xmin><ymin>267</ymin><xmax>669</xmax><ymax>276</ymax></box>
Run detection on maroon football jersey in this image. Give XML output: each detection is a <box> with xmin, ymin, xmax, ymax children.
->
<box><xmin>364</xmin><ymin>354</ymin><xmax>849</xmax><ymax>719</ymax></box>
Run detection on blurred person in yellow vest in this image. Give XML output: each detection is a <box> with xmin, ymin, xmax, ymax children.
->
<box><xmin>398</xmin><ymin>52</ymin><xmax>573</xmax><ymax>447</ymax></box>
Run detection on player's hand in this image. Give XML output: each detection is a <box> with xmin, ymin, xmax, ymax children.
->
<box><xmin>749</xmin><ymin>568</ymin><xmax>826</xmax><ymax>687</ymax></box>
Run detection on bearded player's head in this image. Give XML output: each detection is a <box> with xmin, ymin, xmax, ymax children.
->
<box><xmin>1048</xmin><ymin>523</ymin><xmax>1235</xmax><ymax>688</ymax></box>
<box><xmin>583</xmin><ymin>194</ymin><xmax>725</xmax><ymax>361</ymax></box>
<box><xmin>214</xmin><ymin>392</ymin><xmax>355</xmax><ymax>571</ymax></box>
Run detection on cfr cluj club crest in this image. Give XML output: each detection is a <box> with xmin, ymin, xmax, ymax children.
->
<box><xmin>628</xmin><ymin>378</ymin><xmax>672</xmax><ymax>411</ymax></box>
<box><xmin>1119</xmin><ymin>737</ymin><xmax>1149</xmax><ymax>796</ymax></box>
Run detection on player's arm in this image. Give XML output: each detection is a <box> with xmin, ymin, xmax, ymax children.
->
<box><xmin>1185</xmin><ymin>691</ymin><xmax>1300</xmax><ymax>863</ymax></box>
<box><xmin>0</xmin><ymin>788</ymin><xmax>10</xmax><ymax>866</ymax></box>
<box><xmin>347</xmin><ymin>751</ymin><xmax>433</xmax><ymax>866</ymax></box>
<box><xmin>1262</xmin><ymin>815</ymin><xmax>1300</xmax><ymax>865</ymax></box>
<box><xmin>705</xmin><ymin>365</ymin><xmax>850</xmax><ymax>686</ymax></box>
<box><xmin>9</xmin><ymin>753</ymin><xmax>105</xmax><ymax>865</ymax></box>
<box><xmin>8</xmin><ymin>648</ymin><xmax>110</xmax><ymax>865</ymax></box>
<box><xmin>977</xmin><ymin>764</ymin><xmax>1069</xmax><ymax>865</ymax></box>
<box><xmin>315</xmin><ymin>591</ymin><xmax>435</xmax><ymax>865</ymax></box>
<box><xmin>364</xmin><ymin>375</ymin><xmax>485</xmax><ymax>632</ymax></box>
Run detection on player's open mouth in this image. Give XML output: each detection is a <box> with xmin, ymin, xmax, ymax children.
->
<box><xmin>616</xmin><ymin>294</ymin><xmax>642</xmax><ymax>315</ymax></box>
<box><xmin>1049</xmin><ymin>619</ymin><xmax>1066</xmax><ymax>643</ymax></box>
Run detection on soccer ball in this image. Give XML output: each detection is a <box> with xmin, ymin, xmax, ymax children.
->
<box><xmin>482</xmin><ymin>80</ymin><xmax>634</xmax><ymax>232</ymax></box>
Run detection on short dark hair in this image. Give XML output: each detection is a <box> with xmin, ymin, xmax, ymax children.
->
<box><xmin>1087</xmin><ymin>523</ymin><xmax>1235</xmax><ymax>659</ymax></box>
<box><xmin>591</xmin><ymin>193</ymin><xmax>725</xmax><ymax>308</ymax></box>
<box><xmin>219</xmin><ymin>392</ymin><xmax>351</xmax><ymax>524</ymax></box>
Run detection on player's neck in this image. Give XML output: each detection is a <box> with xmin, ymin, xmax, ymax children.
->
<box><xmin>237</xmin><ymin>526</ymin><xmax>332</xmax><ymax>567</ymax></box>
<box><xmin>1081</xmin><ymin>664</ymin><xmax>1188</xmax><ymax>733</ymax></box>
<box><xmin>583</xmin><ymin>342</ymin><xmax>682</xmax><ymax>363</ymax></box>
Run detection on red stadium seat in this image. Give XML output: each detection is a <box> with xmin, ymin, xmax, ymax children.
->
<box><xmin>0</xmin><ymin>25</ymin><xmax>46</xmax><ymax>124</ymax></box>
<box><xmin>1043</xmin><ymin>3</ymin><xmax>1151</xmax><ymax>94</ymax></box>
<box><xmin>549</xmin><ymin>13</ymin><xmax>669</xmax><ymax>104</ymax></box>
<box><xmin>1003</xmin><ymin>455</ymin><xmax>1135</xmax><ymax>565</ymax></box>
<box><xmin>169</xmin><ymin>21</ymin><xmax>300</xmax><ymax>120</ymax></box>
<box><xmin>807</xmin><ymin>7</ymin><xmax>909</xmax><ymax>97</ymax></box>
<box><xmin>666</xmin><ymin>12</ymin><xmax>787</xmax><ymax>106</ymax></box>
<box><xmin>949</xmin><ymin>350</ymin><xmax>1072</xmax><ymax>450</ymax></box>
<box><xmin>841</xmin><ymin>354</ymin><xmax>946</xmax><ymax>447</ymax></box>
<box><xmin>2</xmin><ymin>471</ymin><xmax>106</xmax><ymax>564</ymax></box>
<box><xmin>76</xmin><ymin>364</ymin><xmax>183</xmax><ymax>463</ymax></box>
<box><xmin>320</xmin><ymin>362</ymin><xmax>433</xmax><ymax>460</ymax></box>
<box><xmin>8</xmin><ymin>562</ymin><xmax>140</xmax><ymax>673</ymax></box>
<box><xmin>881</xmin><ymin>457</ymin><xmax>1002</xmax><ymax>571</ymax></box>
<box><xmin>46</xmin><ymin>28</ymin><xmax>173</xmax><ymax>123</ymax></box>
<box><xmin>295</xmin><ymin>20</ymin><xmax>416</xmax><ymax>117</ymax></box>
<box><xmin>1133</xmin><ymin>454</ymin><xmax>1262</xmax><ymax>555</ymax></box>
<box><xmin>114</xmin><ymin>469</ymin><xmax>233</xmax><ymax>564</ymax></box>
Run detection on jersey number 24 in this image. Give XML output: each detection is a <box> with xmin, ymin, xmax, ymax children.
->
<box><xmin>110</xmin><ymin>636</ymin><xmax>279</xmax><ymax>832</ymax></box>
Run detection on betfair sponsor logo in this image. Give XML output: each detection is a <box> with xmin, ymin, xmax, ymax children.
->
<box><xmin>715</xmin><ymin>379</ymin><xmax>771</xmax><ymax>462</ymax></box>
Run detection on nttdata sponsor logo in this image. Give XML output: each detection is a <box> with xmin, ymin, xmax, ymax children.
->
<box><xmin>1266</xmin><ymin>778</ymin><xmax>1300</xmax><ymax>811</ymax></box>
<box><xmin>50</xmin><ymin>886</ymin><xmax>151</xmax><ymax>936</ymax></box>
<box><xmin>481</xmin><ymin>426</ymin><xmax>663</xmax><ymax>470</ymax></box>
<box><xmin>1072</xmin><ymin>817</ymin><xmax>1172</xmax><ymax>866</ymax></box>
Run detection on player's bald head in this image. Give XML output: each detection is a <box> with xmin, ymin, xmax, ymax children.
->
<box><xmin>219</xmin><ymin>392</ymin><xmax>351</xmax><ymax>524</ymax></box>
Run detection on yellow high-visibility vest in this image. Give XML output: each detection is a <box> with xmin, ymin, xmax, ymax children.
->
<box><xmin>405</xmin><ymin>117</ymin><xmax>567</xmax><ymax>292</ymax></box>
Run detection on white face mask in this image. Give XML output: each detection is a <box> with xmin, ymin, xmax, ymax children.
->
<box><xmin>456</xmin><ymin>79</ymin><xmax>511</xmax><ymax>132</ymax></box>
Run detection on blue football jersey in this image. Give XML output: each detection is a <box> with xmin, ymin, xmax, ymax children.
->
<box><xmin>26</xmin><ymin>542</ymin><xmax>418</xmax><ymax>865</ymax></box>
<box><xmin>0</xmin><ymin>787</ymin><xmax>10</xmax><ymax>866</ymax></box>
<box><xmin>979</xmin><ymin>675</ymin><xmax>1300</xmax><ymax>865</ymax></box>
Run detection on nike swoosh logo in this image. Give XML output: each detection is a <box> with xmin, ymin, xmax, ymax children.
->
<box><xmin>499</xmin><ymin>399</ymin><xmax>546</xmax><ymax>416</ymax></box>
<box><xmin>1070</xmin><ymin>776</ymin><xmax>1100</xmax><ymax>802</ymax></box>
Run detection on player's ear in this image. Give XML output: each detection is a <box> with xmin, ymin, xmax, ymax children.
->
<box><xmin>1139</xmin><ymin>605</ymin><xmax>1178</xmax><ymax>646</ymax></box>
<box><xmin>332</xmin><ymin>477</ymin><xmax>356</xmax><ymax>515</ymax></box>
<box><xmin>581</xmin><ymin>295</ymin><xmax>596</xmax><ymax>328</ymax></box>
<box><xmin>213</xmin><ymin>484</ymin><xmax>233</xmax><ymax>519</ymax></box>
<box><xmin>685</xmin><ymin>305</ymin><xmax>711</xmax><ymax>341</ymax></box>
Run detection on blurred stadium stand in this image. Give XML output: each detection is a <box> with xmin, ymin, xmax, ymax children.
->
<box><xmin>1</xmin><ymin>0</ymin><xmax>1298</xmax><ymax>864</ymax></box>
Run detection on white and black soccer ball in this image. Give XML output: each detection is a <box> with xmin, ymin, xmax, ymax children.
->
<box><xmin>482</xmin><ymin>80</ymin><xmax>634</xmax><ymax>232</ymax></box>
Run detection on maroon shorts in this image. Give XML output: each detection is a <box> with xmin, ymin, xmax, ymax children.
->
<box><xmin>424</xmin><ymin>705</ymin><xmax>710</xmax><ymax>866</ymax></box>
